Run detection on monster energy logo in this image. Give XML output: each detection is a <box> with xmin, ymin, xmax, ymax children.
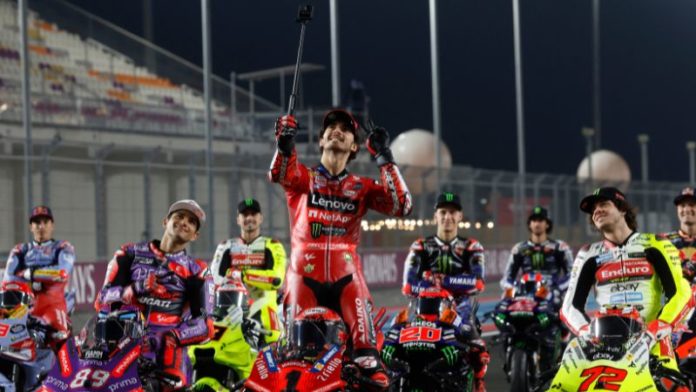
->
<box><xmin>532</xmin><ymin>252</ymin><xmax>545</xmax><ymax>269</ymax></box>
<box><xmin>593</xmin><ymin>188</ymin><xmax>601</xmax><ymax>195</ymax></box>
<box><xmin>311</xmin><ymin>222</ymin><xmax>323</xmax><ymax>238</ymax></box>
<box><xmin>382</xmin><ymin>345</ymin><xmax>395</xmax><ymax>366</ymax></box>
<box><xmin>245</xmin><ymin>198</ymin><xmax>254</xmax><ymax>206</ymax></box>
<box><xmin>444</xmin><ymin>193</ymin><xmax>454</xmax><ymax>202</ymax></box>
<box><xmin>436</xmin><ymin>254</ymin><xmax>452</xmax><ymax>274</ymax></box>
<box><xmin>534</xmin><ymin>206</ymin><xmax>542</xmax><ymax>214</ymax></box>
<box><xmin>441</xmin><ymin>346</ymin><xmax>459</xmax><ymax>366</ymax></box>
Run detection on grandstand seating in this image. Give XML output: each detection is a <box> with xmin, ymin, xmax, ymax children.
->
<box><xmin>0</xmin><ymin>0</ymin><xmax>237</xmax><ymax>134</ymax></box>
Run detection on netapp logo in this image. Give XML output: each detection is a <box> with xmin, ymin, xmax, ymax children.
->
<box><xmin>309</xmin><ymin>193</ymin><xmax>358</xmax><ymax>214</ymax></box>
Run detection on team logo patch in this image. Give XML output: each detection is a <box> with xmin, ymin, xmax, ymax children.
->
<box><xmin>596</xmin><ymin>259</ymin><xmax>653</xmax><ymax>283</ymax></box>
<box><xmin>311</xmin><ymin>222</ymin><xmax>323</xmax><ymax>239</ymax></box>
<box><xmin>304</xmin><ymin>263</ymin><xmax>315</xmax><ymax>273</ymax></box>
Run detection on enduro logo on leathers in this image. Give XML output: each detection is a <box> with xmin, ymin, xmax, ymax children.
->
<box><xmin>308</xmin><ymin>193</ymin><xmax>358</xmax><ymax>214</ymax></box>
<box><xmin>596</xmin><ymin>260</ymin><xmax>653</xmax><ymax>284</ymax></box>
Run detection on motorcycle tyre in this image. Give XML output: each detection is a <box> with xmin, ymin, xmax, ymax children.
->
<box><xmin>509</xmin><ymin>349</ymin><xmax>529</xmax><ymax>392</ymax></box>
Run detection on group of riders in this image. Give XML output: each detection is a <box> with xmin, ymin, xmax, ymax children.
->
<box><xmin>2</xmin><ymin>108</ymin><xmax>696</xmax><ymax>391</ymax></box>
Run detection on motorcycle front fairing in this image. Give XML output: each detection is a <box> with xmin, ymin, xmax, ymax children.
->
<box><xmin>38</xmin><ymin>336</ymin><xmax>142</xmax><ymax>392</ymax></box>
<box><xmin>548</xmin><ymin>334</ymin><xmax>655</xmax><ymax>391</ymax></box>
<box><xmin>244</xmin><ymin>344</ymin><xmax>346</xmax><ymax>392</ymax></box>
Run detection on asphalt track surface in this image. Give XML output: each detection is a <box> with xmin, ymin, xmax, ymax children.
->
<box><xmin>71</xmin><ymin>286</ymin><xmax>516</xmax><ymax>391</ymax></box>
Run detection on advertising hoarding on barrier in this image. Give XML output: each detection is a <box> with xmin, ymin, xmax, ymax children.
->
<box><xmin>0</xmin><ymin>246</ymin><xmax>527</xmax><ymax>311</ymax></box>
<box><xmin>359</xmin><ymin>249</ymin><xmax>513</xmax><ymax>289</ymax></box>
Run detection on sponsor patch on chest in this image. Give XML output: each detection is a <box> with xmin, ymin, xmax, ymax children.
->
<box><xmin>596</xmin><ymin>259</ymin><xmax>653</xmax><ymax>283</ymax></box>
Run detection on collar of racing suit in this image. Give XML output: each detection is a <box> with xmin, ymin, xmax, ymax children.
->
<box><xmin>31</xmin><ymin>239</ymin><xmax>55</xmax><ymax>246</ymax></box>
<box><xmin>602</xmin><ymin>231</ymin><xmax>638</xmax><ymax>249</ymax></box>
<box><xmin>316</xmin><ymin>164</ymin><xmax>350</xmax><ymax>182</ymax></box>
<box><xmin>678</xmin><ymin>229</ymin><xmax>696</xmax><ymax>242</ymax></box>
<box><xmin>149</xmin><ymin>239</ymin><xmax>187</xmax><ymax>261</ymax></box>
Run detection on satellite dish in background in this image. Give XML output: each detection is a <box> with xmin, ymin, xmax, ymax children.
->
<box><xmin>576</xmin><ymin>149</ymin><xmax>631</xmax><ymax>190</ymax></box>
<box><xmin>390</xmin><ymin>129</ymin><xmax>452</xmax><ymax>195</ymax></box>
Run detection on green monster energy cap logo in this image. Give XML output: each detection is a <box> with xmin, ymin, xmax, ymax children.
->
<box><xmin>441</xmin><ymin>346</ymin><xmax>459</xmax><ymax>366</ymax></box>
<box><xmin>534</xmin><ymin>206</ymin><xmax>542</xmax><ymax>214</ymax></box>
<box><xmin>444</xmin><ymin>192</ymin><xmax>454</xmax><ymax>202</ymax></box>
<box><xmin>382</xmin><ymin>345</ymin><xmax>395</xmax><ymax>366</ymax></box>
<box><xmin>310</xmin><ymin>222</ymin><xmax>323</xmax><ymax>238</ymax></box>
<box><xmin>532</xmin><ymin>252</ymin><xmax>545</xmax><ymax>269</ymax></box>
<box><xmin>245</xmin><ymin>198</ymin><xmax>254</xmax><ymax>206</ymax></box>
<box><xmin>593</xmin><ymin>188</ymin><xmax>601</xmax><ymax>195</ymax></box>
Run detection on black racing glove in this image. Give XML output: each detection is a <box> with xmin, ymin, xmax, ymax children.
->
<box><xmin>275</xmin><ymin>115</ymin><xmax>298</xmax><ymax>156</ymax></box>
<box><xmin>366</xmin><ymin>126</ymin><xmax>394</xmax><ymax>166</ymax></box>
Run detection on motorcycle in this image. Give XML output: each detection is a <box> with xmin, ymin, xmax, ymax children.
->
<box><xmin>545</xmin><ymin>304</ymin><xmax>692</xmax><ymax>392</ymax></box>
<box><xmin>0</xmin><ymin>281</ymin><xmax>56</xmax><ymax>392</ymax></box>
<box><xmin>382</xmin><ymin>313</ymin><xmax>476</xmax><ymax>391</ymax></box>
<box><xmin>491</xmin><ymin>273</ymin><xmax>562</xmax><ymax>392</ymax></box>
<box><xmin>37</xmin><ymin>306</ymin><xmax>180</xmax><ymax>392</ymax></box>
<box><xmin>187</xmin><ymin>277</ymin><xmax>270</xmax><ymax>392</ymax></box>
<box><xmin>243</xmin><ymin>306</ymin><xmax>386</xmax><ymax>392</ymax></box>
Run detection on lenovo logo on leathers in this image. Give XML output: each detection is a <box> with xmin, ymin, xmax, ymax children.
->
<box><xmin>308</xmin><ymin>193</ymin><xmax>358</xmax><ymax>214</ymax></box>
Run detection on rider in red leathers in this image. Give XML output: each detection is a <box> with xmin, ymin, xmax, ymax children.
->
<box><xmin>3</xmin><ymin>206</ymin><xmax>75</xmax><ymax>351</ymax></box>
<box><xmin>269</xmin><ymin>109</ymin><xmax>412</xmax><ymax>389</ymax></box>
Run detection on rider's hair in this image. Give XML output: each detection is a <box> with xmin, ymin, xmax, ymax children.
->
<box><xmin>527</xmin><ymin>217</ymin><xmax>553</xmax><ymax>234</ymax></box>
<box><xmin>588</xmin><ymin>199</ymin><xmax>638</xmax><ymax>231</ymax></box>
<box><xmin>318</xmin><ymin>122</ymin><xmax>363</xmax><ymax>163</ymax></box>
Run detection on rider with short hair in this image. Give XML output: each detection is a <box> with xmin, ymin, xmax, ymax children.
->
<box><xmin>270</xmin><ymin>109</ymin><xmax>412</xmax><ymax>389</ymax></box>
<box><xmin>401</xmin><ymin>192</ymin><xmax>489</xmax><ymax>392</ymax></box>
<box><xmin>3</xmin><ymin>206</ymin><xmax>75</xmax><ymax>350</ymax></box>
<box><xmin>210</xmin><ymin>198</ymin><xmax>286</xmax><ymax>344</ymax></box>
<box><xmin>95</xmin><ymin>199</ymin><xmax>214</xmax><ymax>388</ymax></box>
<box><xmin>658</xmin><ymin>187</ymin><xmax>696</xmax><ymax>353</ymax></box>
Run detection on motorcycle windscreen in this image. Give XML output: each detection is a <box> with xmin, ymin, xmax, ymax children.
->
<box><xmin>0</xmin><ymin>290</ymin><xmax>29</xmax><ymax>310</ymax></box>
<box><xmin>290</xmin><ymin>321</ymin><xmax>342</xmax><ymax>349</ymax></box>
<box><xmin>590</xmin><ymin>316</ymin><xmax>641</xmax><ymax>354</ymax></box>
<box><xmin>213</xmin><ymin>290</ymin><xmax>247</xmax><ymax>319</ymax></box>
<box><xmin>415</xmin><ymin>297</ymin><xmax>443</xmax><ymax>317</ymax></box>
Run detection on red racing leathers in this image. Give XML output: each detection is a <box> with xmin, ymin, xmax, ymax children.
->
<box><xmin>269</xmin><ymin>148</ymin><xmax>412</xmax><ymax>360</ymax></box>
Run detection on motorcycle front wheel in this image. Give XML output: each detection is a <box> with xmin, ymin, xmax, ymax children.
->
<box><xmin>509</xmin><ymin>349</ymin><xmax>529</xmax><ymax>392</ymax></box>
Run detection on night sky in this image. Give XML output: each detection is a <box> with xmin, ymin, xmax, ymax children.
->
<box><xmin>64</xmin><ymin>0</ymin><xmax>696</xmax><ymax>182</ymax></box>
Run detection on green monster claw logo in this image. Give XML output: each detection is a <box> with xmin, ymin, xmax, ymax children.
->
<box><xmin>534</xmin><ymin>206</ymin><xmax>541</xmax><ymax>214</ymax></box>
<box><xmin>441</xmin><ymin>346</ymin><xmax>459</xmax><ymax>366</ymax></box>
<box><xmin>436</xmin><ymin>254</ymin><xmax>452</xmax><ymax>274</ymax></box>
<box><xmin>310</xmin><ymin>222</ymin><xmax>323</xmax><ymax>238</ymax></box>
<box><xmin>444</xmin><ymin>192</ymin><xmax>454</xmax><ymax>202</ymax></box>
<box><xmin>245</xmin><ymin>198</ymin><xmax>254</xmax><ymax>206</ymax></box>
<box><xmin>382</xmin><ymin>345</ymin><xmax>395</xmax><ymax>365</ymax></box>
<box><xmin>593</xmin><ymin>188</ymin><xmax>601</xmax><ymax>195</ymax></box>
<box><xmin>532</xmin><ymin>252</ymin><xmax>545</xmax><ymax>269</ymax></box>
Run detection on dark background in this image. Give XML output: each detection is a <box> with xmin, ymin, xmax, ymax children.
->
<box><xmin>64</xmin><ymin>0</ymin><xmax>696</xmax><ymax>182</ymax></box>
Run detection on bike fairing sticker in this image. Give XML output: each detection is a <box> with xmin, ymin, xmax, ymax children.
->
<box><xmin>262</xmin><ymin>346</ymin><xmax>279</xmax><ymax>372</ymax></box>
<box><xmin>310</xmin><ymin>344</ymin><xmax>340</xmax><ymax>373</ymax></box>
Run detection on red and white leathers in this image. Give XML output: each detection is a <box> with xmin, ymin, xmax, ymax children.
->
<box><xmin>269</xmin><ymin>148</ymin><xmax>412</xmax><ymax>360</ymax></box>
<box><xmin>3</xmin><ymin>239</ymin><xmax>75</xmax><ymax>349</ymax></box>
